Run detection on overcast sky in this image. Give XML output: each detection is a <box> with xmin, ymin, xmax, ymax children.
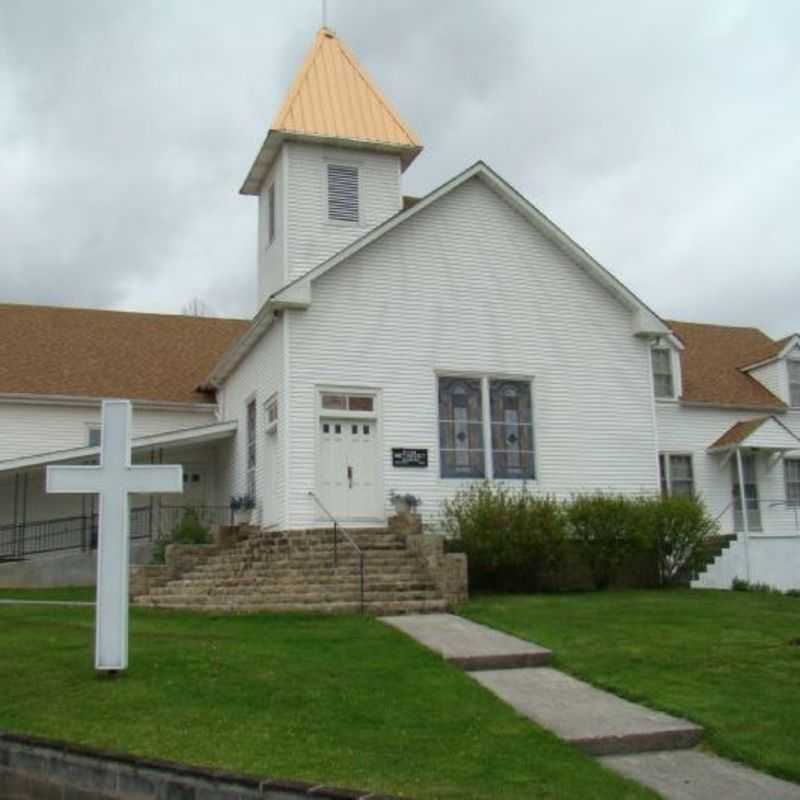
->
<box><xmin>1</xmin><ymin>0</ymin><xmax>798</xmax><ymax>336</ymax></box>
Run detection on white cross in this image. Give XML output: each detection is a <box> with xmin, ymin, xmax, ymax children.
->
<box><xmin>47</xmin><ymin>400</ymin><xmax>182</xmax><ymax>671</ymax></box>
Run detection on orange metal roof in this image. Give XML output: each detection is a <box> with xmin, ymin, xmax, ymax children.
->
<box><xmin>241</xmin><ymin>27</ymin><xmax>422</xmax><ymax>194</ymax></box>
<box><xmin>273</xmin><ymin>27</ymin><xmax>421</xmax><ymax>150</ymax></box>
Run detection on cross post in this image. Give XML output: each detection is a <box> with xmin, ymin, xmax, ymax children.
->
<box><xmin>47</xmin><ymin>400</ymin><xmax>182</xmax><ymax>672</ymax></box>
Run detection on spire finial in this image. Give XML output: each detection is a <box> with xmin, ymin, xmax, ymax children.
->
<box><xmin>321</xmin><ymin>0</ymin><xmax>327</xmax><ymax>28</ymax></box>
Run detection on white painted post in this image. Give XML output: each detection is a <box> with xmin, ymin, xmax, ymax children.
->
<box><xmin>735</xmin><ymin>446</ymin><xmax>751</xmax><ymax>582</ymax></box>
<box><xmin>47</xmin><ymin>400</ymin><xmax>182</xmax><ymax>672</ymax></box>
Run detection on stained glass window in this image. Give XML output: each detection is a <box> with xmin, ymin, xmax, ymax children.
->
<box><xmin>490</xmin><ymin>380</ymin><xmax>535</xmax><ymax>479</ymax></box>
<box><xmin>438</xmin><ymin>377</ymin><xmax>485</xmax><ymax>478</ymax></box>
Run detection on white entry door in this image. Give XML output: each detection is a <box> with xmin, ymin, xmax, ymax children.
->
<box><xmin>318</xmin><ymin>418</ymin><xmax>382</xmax><ymax>521</ymax></box>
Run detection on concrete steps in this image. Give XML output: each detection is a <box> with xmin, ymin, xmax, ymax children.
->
<box><xmin>133</xmin><ymin>526</ymin><xmax>447</xmax><ymax>615</ymax></box>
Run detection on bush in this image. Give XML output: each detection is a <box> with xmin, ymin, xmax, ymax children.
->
<box><xmin>152</xmin><ymin>508</ymin><xmax>210</xmax><ymax>564</ymax></box>
<box><xmin>442</xmin><ymin>482</ymin><xmax>568</xmax><ymax>592</ymax></box>
<box><xmin>567</xmin><ymin>494</ymin><xmax>641</xmax><ymax>590</ymax></box>
<box><xmin>731</xmin><ymin>578</ymin><xmax>783</xmax><ymax>594</ymax></box>
<box><xmin>444</xmin><ymin>486</ymin><xmax>719</xmax><ymax>593</ymax></box>
<box><xmin>636</xmin><ymin>495</ymin><xmax>719</xmax><ymax>586</ymax></box>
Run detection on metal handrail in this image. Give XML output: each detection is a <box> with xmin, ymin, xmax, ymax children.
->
<box><xmin>716</xmin><ymin>497</ymin><xmax>800</xmax><ymax>532</ymax></box>
<box><xmin>307</xmin><ymin>491</ymin><xmax>365</xmax><ymax>613</ymax></box>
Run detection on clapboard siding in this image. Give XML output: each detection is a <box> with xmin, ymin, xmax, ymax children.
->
<box><xmin>218</xmin><ymin>315</ymin><xmax>285</xmax><ymax>528</ymax></box>
<box><xmin>656</xmin><ymin>402</ymin><xmax>800</xmax><ymax>535</ymax></box>
<box><xmin>0</xmin><ymin>404</ymin><xmax>216</xmax><ymax>463</ymax></box>
<box><xmin>286</xmin><ymin>176</ymin><xmax>659</xmax><ymax>528</ymax></box>
<box><xmin>257</xmin><ymin>149</ymin><xmax>288</xmax><ymax>304</ymax></box>
<box><xmin>747</xmin><ymin>360</ymin><xmax>784</xmax><ymax>403</ymax></box>
<box><xmin>285</xmin><ymin>142</ymin><xmax>401</xmax><ymax>283</ymax></box>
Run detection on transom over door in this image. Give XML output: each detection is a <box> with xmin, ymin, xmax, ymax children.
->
<box><xmin>317</xmin><ymin>419</ymin><xmax>382</xmax><ymax>520</ymax></box>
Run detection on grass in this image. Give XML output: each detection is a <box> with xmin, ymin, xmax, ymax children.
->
<box><xmin>0</xmin><ymin>585</ymin><xmax>95</xmax><ymax>602</ymax></box>
<box><xmin>462</xmin><ymin>589</ymin><xmax>800</xmax><ymax>784</ymax></box>
<box><xmin>0</xmin><ymin>598</ymin><xmax>654</xmax><ymax>800</ymax></box>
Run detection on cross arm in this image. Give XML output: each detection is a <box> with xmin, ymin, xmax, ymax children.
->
<box><xmin>125</xmin><ymin>464</ymin><xmax>183</xmax><ymax>495</ymax></box>
<box><xmin>46</xmin><ymin>464</ymin><xmax>103</xmax><ymax>494</ymax></box>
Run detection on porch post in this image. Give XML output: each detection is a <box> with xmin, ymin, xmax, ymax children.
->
<box><xmin>735</xmin><ymin>446</ymin><xmax>751</xmax><ymax>581</ymax></box>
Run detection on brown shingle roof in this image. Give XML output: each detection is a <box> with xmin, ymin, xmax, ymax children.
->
<box><xmin>708</xmin><ymin>417</ymin><xmax>770</xmax><ymax>450</ymax></box>
<box><xmin>0</xmin><ymin>304</ymin><xmax>249</xmax><ymax>405</ymax></box>
<box><xmin>666</xmin><ymin>320</ymin><xmax>786</xmax><ymax>409</ymax></box>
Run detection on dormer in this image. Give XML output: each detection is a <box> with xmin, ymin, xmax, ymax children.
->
<box><xmin>240</xmin><ymin>27</ymin><xmax>423</xmax><ymax>305</ymax></box>
<box><xmin>741</xmin><ymin>334</ymin><xmax>800</xmax><ymax>408</ymax></box>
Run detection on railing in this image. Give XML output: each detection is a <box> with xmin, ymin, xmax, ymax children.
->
<box><xmin>0</xmin><ymin>504</ymin><xmax>236</xmax><ymax>561</ymax></box>
<box><xmin>307</xmin><ymin>491</ymin><xmax>365</xmax><ymax>613</ymax></box>
<box><xmin>0</xmin><ymin>506</ymin><xmax>151</xmax><ymax>561</ymax></box>
<box><xmin>716</xmin><ymin>498</ymin><xmax>800</xmax><ymax>535</ymax></box>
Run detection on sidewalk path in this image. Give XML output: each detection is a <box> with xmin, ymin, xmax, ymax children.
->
<box><xmin>382</xmin><ymin>613</ymin><xmax>800</xmax><ymax>800</ymax></box>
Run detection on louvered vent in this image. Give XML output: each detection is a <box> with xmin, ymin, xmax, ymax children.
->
<box><xmin>327</xmin><ymin>164</ymin><xmax>359</xmax><ymax>222</ymax></box>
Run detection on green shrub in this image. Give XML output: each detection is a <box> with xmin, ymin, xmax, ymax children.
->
<box><xmin>731</xmin><ymin>578</ymin><xmax>783</xmax><ymax>594</ymax></box>
<box><xmin>152</xmin><ymin>508</ymin><xmax>210</xmax><ymax>564</ymax></box>
<box><xmin>567</xmin><ymin>494</ymin><xmax>641</xmax><ymax>590</ymax></box>
<box><xmin>442</xmin><ymin>482</ymin><xmax>568</xmax><ymax>592</ymax></box>
<box><xmin>636</xmin><ymin>495</ymin><xmax>719</xmax><ymax>586</ymax></box>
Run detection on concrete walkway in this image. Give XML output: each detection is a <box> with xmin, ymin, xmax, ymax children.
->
<box><xmin>383</xmin><ymin>612</ymin><xmax>551</xmax><ymax>669</ymax></box>
<box><xmin>382</xmin><ymin>613</ymin><xmax>800</xmax><ymax>800</ymax></box>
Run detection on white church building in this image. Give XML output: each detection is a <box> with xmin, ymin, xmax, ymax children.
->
<box><xmin>1</xmin><ymin>28</ymin><xmax>799</xmax><ymax>590</ymax></box>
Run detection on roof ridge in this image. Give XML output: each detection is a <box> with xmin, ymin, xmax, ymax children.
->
<box><xmin>0</xmin><ymin>301</ymin><xmax>249</xmax><ymax>324</ymax></box>
<box><xmin>666</xmin><ymin>318</ymin><xmax>773</xmax><ymax>337</ymax></box>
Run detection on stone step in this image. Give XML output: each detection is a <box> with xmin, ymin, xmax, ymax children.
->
<box><xmin>471</xmin><ymin>668</ymin><xmax>702</xmax><ymax>756</ymax></box>
<box><xmin>148</xmin><ymin>581</ymin><xmax>437</xmax><ymax>598</ymax></box>
<box><xmin>136</xmin><ymin>598</ymin><xmax>448</xmax><ymax>615</ymax></box>
<box><xmin>383</xmin><ymin>614</ymin><xmax>552</xmax><ymax>670</ymax></box>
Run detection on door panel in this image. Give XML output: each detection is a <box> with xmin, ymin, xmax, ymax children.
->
<box><xmin>731</xmin><ymin>454</ymin><xmax>762</xmax><ymax>532</ymax></box>
<box><xmin>318</xmin><ymin>418</ymin><xmax>381</xmax><ymax>520</ymax></box>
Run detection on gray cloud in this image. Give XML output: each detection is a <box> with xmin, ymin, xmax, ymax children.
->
<box><xmin>1</xmin><ymin>0</ymin><xmax>798</xmax><ymax>335</ymax></box>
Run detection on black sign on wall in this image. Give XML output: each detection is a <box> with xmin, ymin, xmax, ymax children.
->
<box><xmin>392</xmin><ymin>448</ymin><xmax>428</xmax><ymax>468</ymax></box>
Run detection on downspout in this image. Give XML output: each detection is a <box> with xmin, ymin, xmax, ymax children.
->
<box><xmin>735</xmin><ymin>446</ymin><xmax>751</xmax><ymax>582</ymax></box>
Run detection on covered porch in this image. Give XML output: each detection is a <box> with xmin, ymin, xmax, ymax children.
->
<box><xmin>0</xmin><ymin>420</ymin><xmax>237</xmax><ymax>563</ymax></box>
<box><xmin>707</xmin><ymin>415</ymin><xmax>800</xmax><ymax>538</ymax></box>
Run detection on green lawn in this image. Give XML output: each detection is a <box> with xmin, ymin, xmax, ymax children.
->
<box><xmin>0</xmin><ymin>600</ymin><xmax>653</xmax><ymax>800</ymax></box>
<box><xmin>0</xmin><ymin>586</ymin><xmax>95</xmax><ymax>602</ymax></box>
<box><xmin>463</xmin><ymin>590</ymin><xmax>800</xmax><ymax>784</ymax></box>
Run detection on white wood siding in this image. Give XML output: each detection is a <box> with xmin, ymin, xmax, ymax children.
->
<box><xmin>656</xmin><ymin>403</ymin><xmax>800</xmax><ymax>535</ymax></box>
<box><xmin>218</xmin><ymin>316</ymin><xmax>285</xmax><ymax>528</ymax></box>
<box><xmin>0</xmin><ymin>403</ymin><xmax>217</xmax><ymax>462</ymax></box>
<box><xmin>286</xmin><ymin>177</ymin><xmax>659</xmax><ymax>528</ymax></box>
<box><xmin>748</xmin><ymin>360</ymin><xmax>783</xmax><ymax>402</ymax></box>
<box><xmin>257</xmin><ymin>149</ymin><xmax>288</xmax><ymax>304</ymax></box>
<box><xmin>285</xmin><ymin>142</ymin><xmax>402</xmax><ymax>283</ymax></box>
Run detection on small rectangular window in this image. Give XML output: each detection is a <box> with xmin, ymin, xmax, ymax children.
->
<box><xmin>267</xmin><ymin>183</ymin><xmax>276</xmax><ymax>245</ymax></box>
<box><xmin>789</xmin><ymin>361</ymin><xmax>800</xmax><ymax>407</ymax></box>
<box><xmin>439</xmin><ymin>377</ymin><xmax>485</xmax><ymax>478</ymax></box>
<box><xmin>264</xmin><ymin>395</ymin><xmax>278</xmax><ymax>434</ymax></box>
<box><xmin>348</xmin><ymin>396</ymin><xmax>373</xmax><ymax>412</ymax></box>
<box><xmin>490</xmin><ymin>379</ymin><xmax>535</xmax><ymax>479</ymax></box>
<box><xmin>88</xmin><ymin>427</ymin><xmax>101</xmax><ymax>447</ymax></box>
<box><xmin>327</xmin><ymin>164</ymin><xmax>359</xmax><ymax>223</ymax></box>
<box><xmin>321</xmin><ymin>393</ymin><xmax>347</xmax><ymax>410</ymax></box>
<box><xmin>659</xmin><ymin>453</ymin><xmax>694</xmax><ymax>497</ymax></box>
<box><xmin>786</xmin><ymin>459</ymin><xmax>800</xmax><ymax>508</ymax></box>
<box><xmin>246</xmin><ymin>399</ymin><xmax>257</xmax><ymax>499</ymax></box>
<box><xmin>652</xmin><ymin>348</ymin><xmax>674</xmax><ymax>398</ymax></box>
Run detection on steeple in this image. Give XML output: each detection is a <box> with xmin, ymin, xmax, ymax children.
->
<box><xmin>241</xmin><ymin>27</ymin><xmax>422</xmax><ymax>195</ymax></box>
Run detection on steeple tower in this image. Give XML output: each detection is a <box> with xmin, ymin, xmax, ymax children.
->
<box><xmin>242</xmin><ymin>28</ymin><xmax>423</xmax><ymax>303</ymax></box>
